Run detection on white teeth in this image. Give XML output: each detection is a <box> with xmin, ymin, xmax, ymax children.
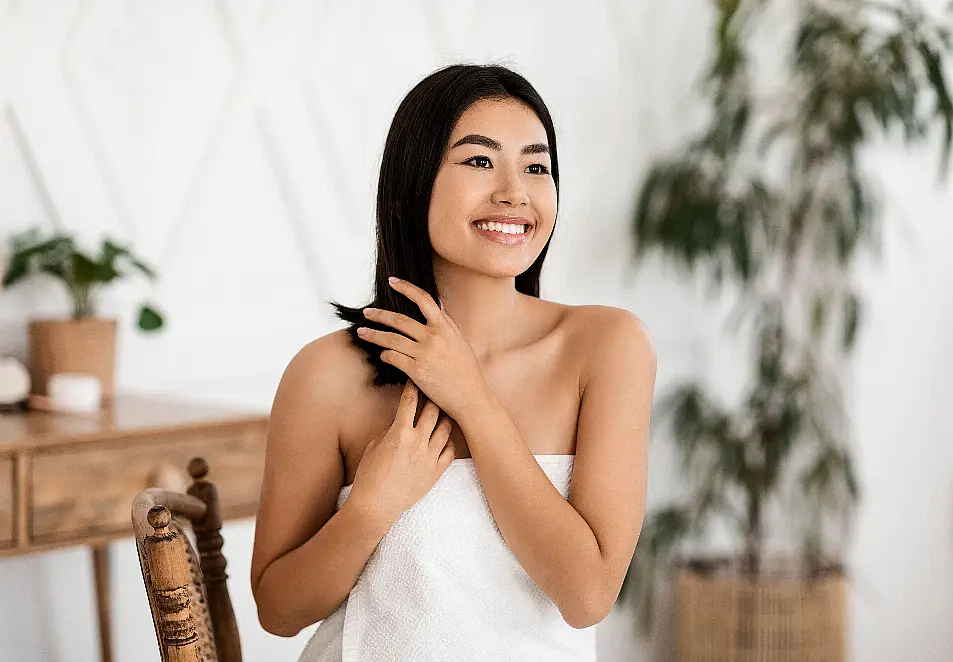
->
<box><xmin>474</xmin><ymin>221</ymin><xmax>528</xmax><ymax>234</ymax></box>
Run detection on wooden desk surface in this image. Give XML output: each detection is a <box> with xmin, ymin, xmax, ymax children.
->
<box><xmin>0</xmin><ymin>392</ymin><xmax>270</xmax><ymax>452</ymax></box>
<box><xmin>0</xmin><ymin>392</ymin><xmax>270</xmax><ymax>556</ymax></box>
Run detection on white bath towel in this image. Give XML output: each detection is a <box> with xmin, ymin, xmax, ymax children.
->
<box><xmin>298</xmin><ymin>454</ymin><xmax>598</xmax><ymax>662</ymax></box>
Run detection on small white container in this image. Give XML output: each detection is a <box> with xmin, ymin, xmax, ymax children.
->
<box><xmin>0</xmin><ymin>357</ymin><xmax>31</xmax><ymax>404</ymax></box>
<box><xmin>47</xmin><ymin>372</ymin><xmax>102</xmax><ymax>413</ymax></box>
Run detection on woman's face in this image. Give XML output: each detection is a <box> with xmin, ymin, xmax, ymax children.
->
<box><xmin>428</xmin><ymin>97</ymin><xmax>557</xmax><ymax>278</ymax></box>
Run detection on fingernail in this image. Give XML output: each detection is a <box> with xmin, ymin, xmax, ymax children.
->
<box><xmin>363</xmin><ymin>307</ymin><xmax>377</xmax><ymax>315</ymax></box>
<box><xmin>388</xmin><ymin>276</ymin><xmax>399</xmax><ymax>283</ymax></box>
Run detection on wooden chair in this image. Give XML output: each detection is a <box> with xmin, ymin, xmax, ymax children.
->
<box><xmin>131</xmin><ymin>457</ymin><xmax>242</xmax><ymax>662</ymax></box>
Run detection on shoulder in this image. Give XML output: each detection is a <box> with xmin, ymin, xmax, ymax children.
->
<box><xmin>279</xmin><ymin>328</ymin><xmax>371</xmax><ymax>410</ymax></box>
<box><xmin>563</xmin><ymin>303</ymin><xmax>653</xmax><ymax>348</ymax></box>
<box><xmin>565</xmin><ymin>304</ymin><xmax>656</xmax><ymax>390</ymax></box>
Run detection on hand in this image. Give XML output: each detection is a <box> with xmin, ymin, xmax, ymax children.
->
<box><xmin>357</xmin><ymin>276</ymin><xmax>488</xmax><ymax>421</ymax></box>
<box><xmin>348</xmin><ymin>378</ymin><xmax>456</xmax><ymax>523</ymax></box>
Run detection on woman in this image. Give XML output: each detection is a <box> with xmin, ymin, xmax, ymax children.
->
<box><xmin>250</xmin><ymin>63</ymin><xmax>656</xmax><ymax>661</ymax></box>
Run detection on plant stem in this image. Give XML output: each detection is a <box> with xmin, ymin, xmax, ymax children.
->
<box><xmin>71</xmin><ymin>285</ymin><xmax>94</xmax><ymax>319</ymax></box>
<box><xmin>743</xmin><ymin>487</ymin><xmax>764</xmax><ymax>575</ymax></box>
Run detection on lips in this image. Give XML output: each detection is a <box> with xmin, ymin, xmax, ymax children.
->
<box><xmin>470</xmin><ymin>219</ymin><xmax>531</xmax><ymax>245</ymax></box>
<box><xmin>472</xmin><ymin>214</ymin><xmax>534</xmax><ymax>228</ymax></box>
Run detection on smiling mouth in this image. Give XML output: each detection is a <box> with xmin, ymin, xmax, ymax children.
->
<box><xmin>470</xmin><ymin>221</ymin><xmax>531</xmax><ymax>245</ymax></box>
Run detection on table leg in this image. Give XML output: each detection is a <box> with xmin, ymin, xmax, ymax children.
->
<box><xmin>92</xmin><ymin>545</ymin><xmax>113</xmax><ymax>662</ymax></box>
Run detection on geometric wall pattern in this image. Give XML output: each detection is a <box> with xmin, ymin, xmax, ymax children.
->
<box><xmin>1</xmin><ymin>3</ymin><xmax>715</xmax><ymax>659</ymax></box>
<box><xmin>5</xmin><ymin>2</ymin><xmax>953</xmax><ymax>661</ymax></box>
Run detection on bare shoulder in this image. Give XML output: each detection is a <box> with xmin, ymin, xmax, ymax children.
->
<box><xmin>284</xmin><ymin>328</ymin><xmax>369</xmax><ymax>403</ymax></box>
<box><xmin>267</xmin><ymin>327</ymin><xmax>374</xmax><ymax>455</ymax></box>
<box><xmin>566</xmin><ymin>303</ymin><xmax>653</xmax><ymax>338</ymax></box>
<box><xmin>251</xmin><ymin>327</ymin><xmax>365</xmax><ymax>597</ymax></box>
<box><xmin>564</xmin><ymin>304</ymin><xmax>656</xmax><ymax>389</ymax></box>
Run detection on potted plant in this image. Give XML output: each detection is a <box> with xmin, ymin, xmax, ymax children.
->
<box><xmin>2</xmin><ymin>227</ymin><xmax>165</xmax><ymax>402</ymax></box>
<box><xmin>618</xmin><ymin>1</ymin><xmax>952</xmax><ymax>660</ymax></box>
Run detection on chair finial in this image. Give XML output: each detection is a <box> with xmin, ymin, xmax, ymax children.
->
<box><xmin>147</xmin><ymin>505</ymin><xmax>171</xmax><ymax>531</ymax></box>
<box><xmin>188</xmin><ymin>457</ymin><xmax>209</xmax><ymax>480</ymax></box>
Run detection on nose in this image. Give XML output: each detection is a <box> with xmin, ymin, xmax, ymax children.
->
<box><xmin>490</xmin><ymin>165</ymin><xmax>530</xmax><ymax>206</ymax></box>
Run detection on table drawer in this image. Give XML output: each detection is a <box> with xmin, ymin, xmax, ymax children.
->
<box><xmin>0</xmin><ymin>458</ymin><xmax>12</xmax><ymax>546</ymax></box>
<box><xmin>30</xmin><ymin>427</ymin><xmax>266</xmax><ymax>543</ymax></box>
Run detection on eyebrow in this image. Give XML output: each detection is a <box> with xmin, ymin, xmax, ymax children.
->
<box><xmin>450</xmin><ymin>133</ymin><xmax>550</xmax><ymax>155</ymax></box>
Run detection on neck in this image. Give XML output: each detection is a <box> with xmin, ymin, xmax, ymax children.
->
<box><xmin>432</xmin><ymin>257</ymin><xmax>525</xmax><ymax>362</ymax></box>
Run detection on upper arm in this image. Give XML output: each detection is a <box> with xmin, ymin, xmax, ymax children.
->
<box><xmin>569</xmin><ymin>306</ymin><xmax>657</xmax><ymax>606</ymax></box>
<box><xmin>250</xmin><ymin>331</ymin><xmax>347</xmax><ymax>598</ymax></box>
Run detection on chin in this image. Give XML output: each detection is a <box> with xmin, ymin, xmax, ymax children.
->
<box><xmin>473</xmin><ymin>261</ymin><xmax>536</xmax><ymax>279</ymax></box>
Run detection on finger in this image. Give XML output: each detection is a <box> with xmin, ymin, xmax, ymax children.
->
<box><xmin>395</xmin><ymin>378</ymin><xmax>419</xmax><ymax>428</ymax></box>
<box><xmin>363</xmin><ymin>307</ymin><xmax>427</xmax><ymax>341</ymax></box>
<box><xmin>443</xmin><ymin>313</ymin><xmax>460</xmax><ymax>333</ymax></box>
<box><xmin>437</xmin><ymin>436</ymin><xmax>455</xmax><ymax>469</ymax></box>
<box><xmin>388</xmin><ymin>277</ymin><xmax>443</xmax><ymax>324</ymax></box>
<box><xmin>416</xmin><ymin>398</ymin><xmax>441</xmax><ymax>432</ymax></box>
<box><xmin>429</xmin><ymin>415</ymin><xmax>452</xmax><ymax>453</ymax></box>
<box><xmin>358</xmin><ymin>327</ymin><xmax>418</xmax><ymax>357</ymax></box>
<box><xmin>380</xmin><ymin>349</ymin><xmax>414</xmax><ymax>374</ymax></box>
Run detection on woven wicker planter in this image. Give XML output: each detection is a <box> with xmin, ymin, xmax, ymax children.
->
<box><xmin>675</xmin><ymin>558</ymin><xmax>847</xmax><ymax>662</ymax></box>
<box><xmin>28</xmin><ymin>317</ymin><xmax>117</xmax><ymax>402</ymax></box>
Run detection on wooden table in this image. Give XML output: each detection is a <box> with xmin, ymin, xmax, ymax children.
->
<box><xmin>0</xmin><ymin>392</ymin><xmax>270</xmax><ymax>662</ymax></box>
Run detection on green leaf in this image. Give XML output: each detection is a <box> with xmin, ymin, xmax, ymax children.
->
<box><xmin>72</xmin><ymin>253</ymin><xmax>119</xmax><ymax>285</ymax></box>
<box><xmin>137</xmin><ymin>304</ymin><xmax>164</xmax><ymax>332</ymax></box>
<box><xmin>2</xmin><ymin>253</ymin><xmax>30</xmax><ymax>287</ymax></box>
<box><xmin>726</xmin><ymin>202</ymin><xmax>752</xmax><ymax>283</ymax></box>
<box><xmin>2</xmin><ymin>235</ymin><xmax>72</xmax><ymax>287</ymax></box>
<box><xmin>14</xmin><ymin>235</ymin><xmax>71</xmax><ymax>257</ymax></box>
<box><xmin>38</xmin><ymin>262</ymin><xmax>67</xmax><ymax>279</ymax></box>
<box><xmin>915</xmin><ymin>40</ymin><xmax>953</xmax><ymax>174</ymax></box>
<box><xmin>103</xmin><ymin>238</ymin><xmax>157</xmax><ymax>280</ymax></box>
<box><xmin>811</xmin><ymin>294</ymin><xmax>827</xmax><ymax>337</ymax></box>
<box><xmin>842</xmin><ymin>450</ymin><xmax>861</xmax><ymax>502</ymax></box>
<box><xmin>843</xmin><ymin>292</ymin><xmax>861</xmax><ymax>350</ymax></box>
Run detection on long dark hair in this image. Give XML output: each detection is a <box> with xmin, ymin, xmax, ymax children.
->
<box><xmin>329</xmin><ymin>63</ymin><xmax>561</xmax><ymax>387</ymax></box>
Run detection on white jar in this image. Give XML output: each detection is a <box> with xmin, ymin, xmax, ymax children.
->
<box><xmin>47</xmin><ymin>372</ymin><xmax>102</xmax><ymax>413</ymax></box>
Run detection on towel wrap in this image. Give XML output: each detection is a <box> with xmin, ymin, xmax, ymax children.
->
<box><xmin>298</xmin><ymin>453</ymin><xmax>598</xmax><ymax>661</ymax></box>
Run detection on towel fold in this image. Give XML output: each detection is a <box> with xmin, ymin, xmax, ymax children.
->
<box><xmin>298</xmin><ymin>454</ymin><xmax>597</xmax><ymax>662</ymax></box>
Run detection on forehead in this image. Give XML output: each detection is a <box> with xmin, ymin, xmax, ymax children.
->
<box><xmin>449</xmin><ymin>98</ymin><xmax>548</xmax><ymax>145</ymax></box>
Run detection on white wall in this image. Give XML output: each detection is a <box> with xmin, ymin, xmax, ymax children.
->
<box><xmin>0</xmin><ymin>1</ymin><xmax>950</xmax><ymax>661</ymax></box>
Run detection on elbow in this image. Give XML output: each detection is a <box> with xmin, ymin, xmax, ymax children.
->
<box><xmin>564</xmin><ymin>605</ymin><xmax>611</xmax><ymax>630</ymax></box>
<box><xmin>257</xmin><ymin>603</ymin><xmax>304</xmax><ymax>638</ymax></box>
<box><xmin>253</xmin><ymin>575</ymin><xmax>305</xmax><ymax>638</ymax></box>
<box><xmin>254</xmin><ymin>572</ymin><xmax>337</xmax><ymax>637</ymax></box>
<box><xmin>562</xmin><ymin>585</ymin><xmax>613</xmax><ymax>630</ymax></box>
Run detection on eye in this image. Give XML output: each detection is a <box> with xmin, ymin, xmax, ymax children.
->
<box><xmin>462</xmin><ymin>156</ymin><xmax>551</xmax><ymax>175</ymax></box>
<box><xmin>464</xmin><ymin>155</ymin><xmax>492</xmax><ymax>169</ymax></box>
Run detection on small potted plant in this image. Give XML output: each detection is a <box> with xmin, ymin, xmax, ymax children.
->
<box><xmin>2</xmin><ymin>227</ymin><xmax>165</xmax><ymax>402</ymax></box>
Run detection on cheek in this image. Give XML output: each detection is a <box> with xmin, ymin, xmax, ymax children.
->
<box><xmin>429</xmin><ymin>170</ymin><xmax>486</xmax><ymax>230</ymax></box>
<box><xmin>442</xmin><ymin>169</ymin><xmax>489</xmax><ymax>205</ymax></box>
<box><xmin>533</xmin><ymin>182</ymin><xmax>558</xmax><ymax>227</ymax></box>
<box><xmin>427</xmin><ymin>187</ymin><xmax>470</xmax><ymax>255</ymax></box>
<box><xmin>427</xmin><ymin>174</ymin><xmax>452</xmax><ymax>238</ymax></box>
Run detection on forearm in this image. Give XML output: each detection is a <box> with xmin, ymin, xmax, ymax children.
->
<box><xmin>255</xmin><ymin>496</ymin><xmax>396</xmax><ymax>636</ymax></box>
<box><xmin>457</xmin><ymin>386</ymin><xmax>606</xmax><ymax>628</ymax></box>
